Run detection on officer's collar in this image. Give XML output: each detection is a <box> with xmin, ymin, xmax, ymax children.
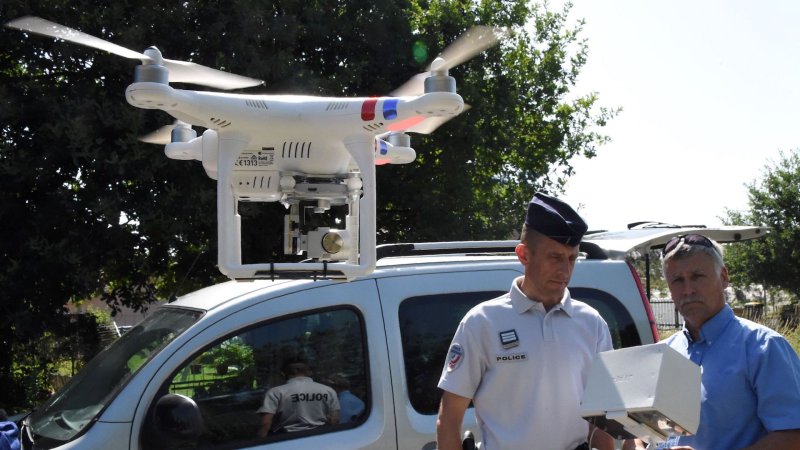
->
<box><xmin>510</xmin><ymin>277</ymin><xmax>573</xmax><ymax>316</ymax></box>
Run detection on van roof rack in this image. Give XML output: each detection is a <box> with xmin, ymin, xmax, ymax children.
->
<box><xmin>376</xmin><ymin>240</ymin><xmax>608</xmax><ymax>260</ymax></box>
<box><xmin>376</xmin><ymin>241</ymin><xmax>518</xmax><ymax>260</ymax></box>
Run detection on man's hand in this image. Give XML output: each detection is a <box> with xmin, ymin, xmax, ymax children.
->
<box><xmin>621</xmin><ymin>438</ymin><xmax>648</xmax><ymax>450</ymax></box>
<box><xmin>742</xmin><ymin>430</ymin><xmax>800</xmax><ymax>450</ymax></box>
<box><xmin>588</xmin><ymin>425</ymin><xmax>615</xmax><ymax>450</ymax></box>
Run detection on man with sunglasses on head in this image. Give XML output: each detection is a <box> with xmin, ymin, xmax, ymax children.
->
<box><xmin>436</xmin><ymin>193</ymin><xmax>615</xmax><ymax>450</ymax></box>
<box><xmin>627</xmin><ymin>234</ymin><xmax>800</xmax><ymax>450</ymax></box>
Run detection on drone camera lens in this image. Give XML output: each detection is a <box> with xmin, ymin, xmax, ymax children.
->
<box><xmin>321</xmin><ymin>232</ymin><xmax>345</xmax><ymax>254</ymax></box>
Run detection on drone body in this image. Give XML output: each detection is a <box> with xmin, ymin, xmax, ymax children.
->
<box><xmin>6</xmin><ymin>16</ymin><xmax>502</xmax><ymax>280</ymax></box>
<box><xmin>129</xmin><ymin>82</ymin><xmax>464</xmax><ymax>176</ymax></box>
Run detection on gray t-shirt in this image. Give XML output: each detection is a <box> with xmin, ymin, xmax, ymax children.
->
<box><xmin>258</xmin><ymin>376</ymin><xmax>340</xmax><ymax>433</ymax></box>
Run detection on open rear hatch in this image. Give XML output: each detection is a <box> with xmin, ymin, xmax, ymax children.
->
<box><xmin>582</xmin><ymin>222</ymin><xmax>770</xmax><ymax>300</ymax></box>
<box><xmin>583</xmin><ymin>223</ymin><xmax>769</xmax><ymax>260</ymax></box>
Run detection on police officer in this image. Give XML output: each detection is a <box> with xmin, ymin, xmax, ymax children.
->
<box><xmin>436</xmin><ymin>192</ymin><xmax>615</xmax><ymax>450</ymax></box>
<box><xmin>257</xmin><ymin>360</ymin><xmax>340</xmax><ymax>438</ymax></box>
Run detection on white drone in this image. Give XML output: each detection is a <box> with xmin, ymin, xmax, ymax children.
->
<box><xmin>7</xmin><ymin>16</ymin><xmax>504</xmax><ymax>280</ymax></box>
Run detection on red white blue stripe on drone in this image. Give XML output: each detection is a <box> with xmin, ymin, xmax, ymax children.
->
<box><xmin>360</xmin><ymin>98</ymin><xmax>399</xmax><ymax>121</ymax></box>
<box><xmin>361</xmin><ymin>98</ymin><xmax>427</xmax><ymax>132</ymax></box>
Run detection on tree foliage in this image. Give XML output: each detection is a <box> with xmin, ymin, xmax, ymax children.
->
<box><xmin>0</xmin><ymin>0</ymin><xmax>615</xmax><ymax>410</ymax></box>
<box><xmin>379</xmin><ymin>0</ymin><xmax>618</xmax><ymax>241</ymax></box>
<box><xmin>724</xmin><ymin>150</ymin><xmax>800</xmax><ymax>297</ymax></box>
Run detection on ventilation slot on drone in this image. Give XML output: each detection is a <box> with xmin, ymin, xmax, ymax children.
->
<box><xmin>325</xmin><ymin>101</ymin><xmax>349</xmax><ymax>111</ymax></box>
<box><xmin>281</xmin><ymin>142</ymin><xmax>312</xmax><ymax>159</ymax></box>
<box><xmin>362</xmin><ymin>122</ymin><xmax>384</xmax><ymax>132</ymax></box>
<box><xmin>245</xmin><ymin>99</ymin><xmax>269</xmax><ymax>110</ymax></box>
<box><xmin>209</xmin><ymin>117</ymin><xmax>232</xmax><ymax>128</ymax></box>
<box><xmin>238</xmin><ymin>175</ymin><xmax>272</xmax><ymax>190</ymax></box>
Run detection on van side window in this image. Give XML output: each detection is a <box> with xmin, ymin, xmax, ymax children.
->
<box><xmin>571</xmin><ymin>287</ymin><xmax>642</xmax><ymax>349</ymax></box>
<box><xmin>399</xmin><ymin>291</ymin><xmax>505</xmax><ymax>415</ymax></box>
<box><xmin>144</xmin><ymin>307</ymin><xmax>368</xmax><ymax>449</ymax></box>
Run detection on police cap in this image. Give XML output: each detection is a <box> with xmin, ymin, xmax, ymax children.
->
<box><xmin>525</xmin><ymin>192</ymin><xmax>587</xmax><ymax>246</ymax></box>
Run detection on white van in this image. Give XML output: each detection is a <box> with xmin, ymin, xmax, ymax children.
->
<box><xmin>19</xmin><ymin>226</ymin><xmax>766</xmax><ymax>449</ymax></box>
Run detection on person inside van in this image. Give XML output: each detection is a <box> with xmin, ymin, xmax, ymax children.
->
<box><xmin>436</xmin><ymin>192</ymin><xmax>615</xmax><ymax>450</ymax></box>
<box><xmin>330</xmin><ymin>375</ymin><xmax>365</xmax><ymax>424</ymax></box>
<box><xmin>625</xmin><ymin>234</ymin><xmax>800</xmax><ymax>450</ymax></box>
<box><xmin>256</xmin><ymin>360</ymin><xmax>340</xmax><ymax>438</ymax></box>
<box><xmin>0</xmin><ymin>409</ymin><xmax>20</xmax><ymax>450</ymax></box>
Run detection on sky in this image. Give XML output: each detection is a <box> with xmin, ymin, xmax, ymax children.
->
<box><xmin>556</xmin><ymin>0</ymin><xmax>800</xmax><ymax>231</ymax></box>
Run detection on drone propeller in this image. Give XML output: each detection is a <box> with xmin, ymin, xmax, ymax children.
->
<box><xmin>139</xmin><ymin>123</ymin><xmax>174</xmax><ymax>145</ymax></box>
<box><xmin>5</xmin><ymin>16</ymin><xmax>263</xmax><ymax>90</ymax></box>
<box><xmin>435</xmin><ymin>26</ymin><xmax>506</xmax><ymax>72</ymax></box>
<box><xmin>139</xmin><ymin>121</ymin><xmax>194</xmax><ymax>145</ymax></box>
<box><xmin>391</xmin><ymin>25</ymin><xmax>506</xmax><ymax>97</ymax></box>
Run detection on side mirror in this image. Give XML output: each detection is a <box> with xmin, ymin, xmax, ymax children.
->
<box><xmin>153</xmin><ymin>393</ymin><xmax>204</xmax><ymax>445</ymax></box>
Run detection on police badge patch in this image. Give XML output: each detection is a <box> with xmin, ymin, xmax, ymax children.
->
<box><xmin>499</xmin><ymin>329</ymin><xmax>519</xmax><ymax>349</ymax></box>
<box><xmin>446</xmin><ymin>343</ymin><xmax>464</xmax><ymax>372</ymax></box>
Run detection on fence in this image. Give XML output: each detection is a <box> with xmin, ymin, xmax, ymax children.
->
<box><xmin>650</xmin><ymin>298</ymin><xmax>799</xmax><ymax>331</ymax></box>
<box><xmin>649</xmin><ymin>298</ymin><xmax>683</xmax><ymax>330</ymax></box>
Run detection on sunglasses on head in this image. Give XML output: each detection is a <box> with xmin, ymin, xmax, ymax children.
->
<box><xmin>662</xmin><ymin>234</ymin><xmax>718</xmax><ymax>257</ymax></box>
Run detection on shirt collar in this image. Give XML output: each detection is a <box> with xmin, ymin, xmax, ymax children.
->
<box><xmin>683</xmin><ymin>304</ymin><xmax>735</xmax><ymax>344</ymax></box>
<box><xmin>510</xmin><ymin>276</ymin><xmax>573</xmax><ymax>316</ymax></box>
<box><xmin>288</xmin><ymin>376</ymin><xmax>312</xmax><ymax>384</ymax></box>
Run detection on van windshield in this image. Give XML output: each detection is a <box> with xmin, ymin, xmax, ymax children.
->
<box><xmin>26</xmin><ymin>307</ymin><xmax>201</xmax><ymax>446</ymax></box>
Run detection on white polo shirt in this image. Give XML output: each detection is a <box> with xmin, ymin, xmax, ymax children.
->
<box><xmin>438</xmin><ymin>277</ymin><xmax>613</xmax><ymax>450</ymax></box>
<box><xmin>258</xmin><ymin>376</ymin><xmax>340</xmax><ymax>433</ymax></box>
